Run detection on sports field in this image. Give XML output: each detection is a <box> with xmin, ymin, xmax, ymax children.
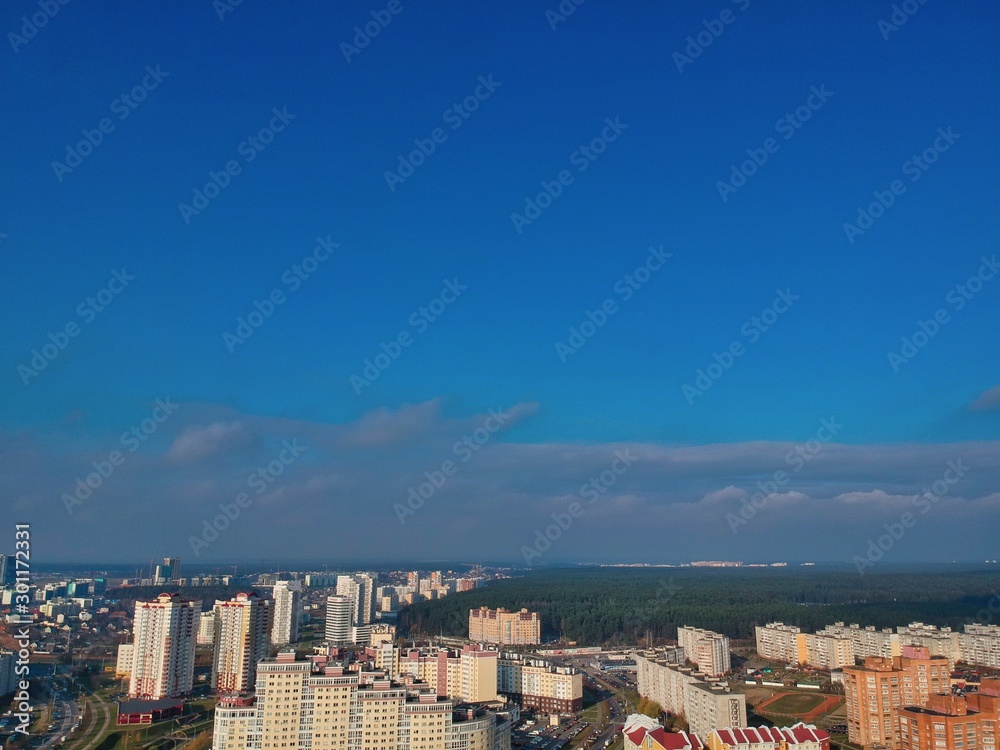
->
<box><xmin>755</xmin><ymin>691</ymin><xmax>843</xmax><ymax>721</ymax></box>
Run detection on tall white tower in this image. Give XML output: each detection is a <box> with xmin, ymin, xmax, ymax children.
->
<box><xmin>271</xmin><ymin>580</ymin><xmax>302</xmax><ymax>645</ymax></box>
<box><xmin>129</xmin><ymin>593</ymin><xmax>200</xmax><ymax>699</ymax></box>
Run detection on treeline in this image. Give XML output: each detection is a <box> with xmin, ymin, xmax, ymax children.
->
<box><xmin>398</xmin><ymin>567</ymin><xmax>1000</xmax><ymax>646</ymax></box>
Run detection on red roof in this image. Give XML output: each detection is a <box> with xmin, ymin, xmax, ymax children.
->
<box><xmin>627</xmin><ymin>727</ymin><xmax>704</xmax><ymax>750</ymax></box>
<box><xmin>714</xmin><ymin>724</ymin><xmax>829</xmax><ymax>747</ymax></box>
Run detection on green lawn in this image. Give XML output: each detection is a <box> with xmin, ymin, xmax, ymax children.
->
<box><xmin>762</xmin><ymin>692</ymin><xmax>827</xmax><ymax>715</ymax></box>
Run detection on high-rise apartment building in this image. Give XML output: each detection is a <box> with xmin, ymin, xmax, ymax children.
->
<box><xmin>803</xmin><ymin>632</ymin><xmax>855</xmax><ymax>670</ymax></box>
<box><xmin>325</xmin><ymin>595</ymin><xmax>354</xmax><ymax>646</ymax></box>
<box><xmin>0</xmin><ymin>555</ymin><xmax>16</xmax><ymax>587</ymax></box>
<box><xmin>212</xmin><ymin>592</ymin><xmax>273</xmax><ymax>695</ymax></box>
<box><xmin>337</xmin><ymin>573</ymin><xmax>377</xmax><ymax>626</ymax></box>
<box><xmin>816</xmin><ymin>622</ymin><xmax>900</xmax><ymax>660</ymax></box>
<box><xmin>636</xmin><ymin>652</ymin><xmax>747</xmax><ymax>737</ymax></box>
<box><xmin>397</xmin><ymin>644</ymin><xmax>499</xmax><ymax>704</ymax></box>
<box><xmin>961</xmin><ymin>624</ymin><xmax>1000</xmax><ymax>668</ymax></box>
<box><xmin>469</xmin><ymin>607</ymin><xmax>541</xmax><ymax>645</ymax></box>
<box><xmin>211</xmin><ymin>650</ymin><xmax>514</xmax><ymax>750</ymax></box>
<box><xmin>897</xmin><ymin>623</ymin><xmax>962</xmax><ymax>666</ymax></box>
<box><xmin>755</xmin><ymin>623</ymin><xmax>804</xmax><ymax>664</ymax></box>
<box><xmin>755</xmin><ymin>623</ymin><xmax>854</xmax><ymax>669</ymax></box>
<box><xmin>497</xmin><ymin>654</ymin><xmax>583</xmax><ymax>714</ymax></box>
<box><xmin>129</xmin><ymin>593</ymin><xmax>200</xmax><ymax>699</ymax></box>
<box><xmin>843</xmin><ymin>647</ymin><xmax>950</xmax><ymax>749</ymax></box>
<box><xmin>197</xmin><ymin>611</ymin><xmax>216</xmax><ymax>645</ymax></box>
<box><xmin>678</xmin><ymin>627</ymin><xmax>731</xmax><ymax>677</ymax></box>
<box><xmin>154</xmin><ymin>557</ymin><xmax>181</xmax><ymax>584</ymax></box>
<box><xmin>270</xmin><ymin>580</ymin><xmax>301</xmax><ymax>645</ymax></box>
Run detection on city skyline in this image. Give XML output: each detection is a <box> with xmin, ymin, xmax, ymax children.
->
<box><xmin>2</xmin><ymin>2</ymin><xmax>998</xmax><ymax>564</ymax></box>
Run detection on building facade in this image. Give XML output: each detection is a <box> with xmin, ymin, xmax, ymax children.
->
<box><xmin>469</xmin><ymin>608</ymin><xmax>541</xmax><ymax>646</ymax></box>
<box><xmin>497</xmin><ymin>654</ymin><xmax>584</xmax><ymax>714</ymax></box>
<box><xmin>897</xmin><ymin>623</ymin><xmax>962</xmax><ymax>666</ymax></box>
<box><xmin>843</xmin><ymin>647</ymin><xmax>950</xmax><ymax>749</ymax></box>
<box><xmin>635</xmin><ymin>652</ymin><xmax>747</xmax><ymax>737</ymax></box>
<box><xmin>755</xmin><ymin>623</ymin><xmax>804</xmax><ymax>664</ymax></box>
<box><xmin>270</xmin><ymin>580</ymin><xmax>301</xmax><ymax>645</ymax></box>
<box><xmin>212</xmin><ymin>592</ymin><xmax>273</xmax><ymax>694</ymax></box>
<box><xmin>325</xmin><ymin>594</ymin><xmax>354</xmax><ymax>646</ymax></box>
<box><xmin>678</xmin><ymin>627</ymin><xmax>731</xmax><ymax>677</ymax></box>
<box><xmin>129</xmin><ymin>593</ymin><xmax>200</xmax><ymax>699</ymax></box>
<box><xmin>211</xmin><ymin>650</ymin><xmax>513</xmax><ymax>750</ymax></box>
<box><xmin>961</xmin><ymin>624</ymin><xmax>1000</xmax><ymax>669</ymax></box>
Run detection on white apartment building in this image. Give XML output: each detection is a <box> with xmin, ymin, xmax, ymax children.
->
<box><xmin>802</xmin><ymin>632</ymin><xmax>854</xmax><ymax>670</ymax></box>
<box><xmin>325</xmin><ymin>594</ymin><xmax>354</xmax><ymax>646</ymax></box>
<box><xmin>678</xmin><ymin>626</ymin><xmax>731</xmax><ymax>677</ymax></box>
<box><xmin>635</xmin><ymin>652</ymin><xmax>746</xmax><ymax>737</ymax></box>
<box><xmin>897</xmin><ymin>622</ymin><xmax>962</xmax><ymax>665</ymax></box>
<box><xmin>197</xmin><ymin>611</ymin><xmax>216</xmax><ymax>646</ymax></box>
<box><xmin>337</xmin><ymin>573</ymin><xmax>377</xmax><ymax>626</ymax></box>
<box><xmin>816</xmin><ymin>622</ymin><xmax>899</xmax><ymax>659</ymax></box>
<box><xmin>961</xmin><ymin>623</ymin><xmax>1000</xmax><ymax>668</ymax></box>
<box><xmin>270</xmin><ymin>580</ymin><xmax>301</xmax><ymax>645</ymax></box>
<box><xmin>755</xmin><ymin>623</ymin><xmax>803</xmax><ymax>664</ymax></box>
<box><xmin>129</xmin><ymin>593</ymin><xmax>200</xmax><ymax>699</ymax></box>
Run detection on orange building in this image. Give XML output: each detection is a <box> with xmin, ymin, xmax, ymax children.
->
<box><xmin>844</xmin><ymin>646</ymin><xmax>950</xmax><ymax>749</ymax></box>
<box><xmin>468</xmin><ymin>607</ymin><xmax>540</xmax><ymax>645</ymax></box>
<box><xmin>898</xmin><ymin>681</ymin><xmax>1000</xmax><ymax>750</ymax></box>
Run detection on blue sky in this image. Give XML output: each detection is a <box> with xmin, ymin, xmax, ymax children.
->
<box><xmin>1</xmin><ymin>1</ymin><xmax>998</xmax><ymax>564</ymax></box>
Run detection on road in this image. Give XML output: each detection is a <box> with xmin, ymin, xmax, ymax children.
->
<box><xmin>24</xmin><ymin>681</ymin><xmax>84</xmax><ymax>750</ymax></box>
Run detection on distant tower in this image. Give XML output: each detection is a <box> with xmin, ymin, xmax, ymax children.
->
<box><xmin>324</xmin><ymin>596</ymin><xmax>353</xmax><ymax>646</ymax></box>
<box><xmin>271</xmin><ymin>580</ymin><xmax>302</xmax><ymax>646</ymax></box>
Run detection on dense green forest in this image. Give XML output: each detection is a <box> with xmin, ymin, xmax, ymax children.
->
<box><xmin>399</xmin><ymin>566</ymin><xmax>1000</xmax><ymax>646</ymax></box>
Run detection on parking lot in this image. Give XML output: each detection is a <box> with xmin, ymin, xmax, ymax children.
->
<box><xmin>511</xmin><ymin>715</ymin><xmax>602</xmax><ymax>749</ymax></box>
